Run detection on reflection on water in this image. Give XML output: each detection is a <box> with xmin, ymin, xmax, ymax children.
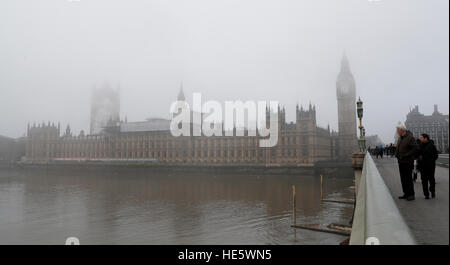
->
<box><xmin>0</xmin><ymin>168</ymin><xmax>354</xmax><ymax>244</ymax></box>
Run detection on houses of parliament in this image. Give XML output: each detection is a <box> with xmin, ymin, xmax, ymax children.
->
<box><xmin>25</xmin><ymin>56</ymin><xmax>358</xmax><ymax>166</ymax></box>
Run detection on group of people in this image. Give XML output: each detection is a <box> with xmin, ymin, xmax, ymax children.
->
<box><xmin>368</xmin><ymin>144</ymin><xmax>396</xmax><ymax>158</ymax></box>
<box><xmin>394</xmin><ymin>123</ymin><xmax>439</xmax><ymax>201</ymax></box>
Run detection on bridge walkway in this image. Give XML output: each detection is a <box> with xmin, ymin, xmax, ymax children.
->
<box><xmin>374</xmin><ymin>157</ymin><xmax>449</xmax><ymax>245</ymax></box>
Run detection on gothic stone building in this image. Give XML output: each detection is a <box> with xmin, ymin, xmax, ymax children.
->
<box><xmin>25</xmin><ymin>104</ymin><xmax>337</xmax><ymax>166</ymax></box>
<box><xmin>25</xmin><ymin>56</ymin><xmax>358</xmax><ymax>166</ymax></box>
<box><xmin>405</xmin><ymin>105</ymin><xmax>449</xmax><ymax>153</ymax></box>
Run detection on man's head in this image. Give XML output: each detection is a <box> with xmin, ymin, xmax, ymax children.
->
<box><xmin>420</xmin><ymin>133</ymin><xmax>430</xmax><ymax>143</ymax></box>
<box><xmin>396</xmin><ymin>122</ymin><xmax>407</xmax><ymax>136</ymax></box>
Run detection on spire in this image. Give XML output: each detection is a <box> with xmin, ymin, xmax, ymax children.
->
<box><xmin>336</xmin><ymin>51</ymin><xmax>355</xmax><ymax>96</ymax></box>
<box><xmin>177</xmin><ymin>82</ymin><xmax>185</xmax><ymax>101</ymax></box>
<box><xmin>433</xmin><ymin>104</ymin><xmax>440</xmax><ymax>115</ymax></box>
<box><xmin>340</xmin><ymin>52</ymin><xmax>351</xmax><ymax>73</ymax></box>
<box><xmin>65</xmin><ymin>124</ymin><xmax>71</xmax><ymax>136</ymax></box>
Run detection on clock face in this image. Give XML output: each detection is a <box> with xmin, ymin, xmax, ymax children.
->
<box><xmin>337</xmin><ymin>72</ymin><xmax>355</xmax><ymax>95</ymax></box>
<box><xmin>340</xmin><ymin>84</ymin><xmax>350</xmax><ymax>94</ymax></box>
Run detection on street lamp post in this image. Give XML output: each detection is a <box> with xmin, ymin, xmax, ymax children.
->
<box><xmin>356</xmin><ymin>97</ymin><xmax>366</xmax><ymax>152</ymax></box>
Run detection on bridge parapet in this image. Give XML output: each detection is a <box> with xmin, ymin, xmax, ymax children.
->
<box><xmin>350</xmin><ymin>153</ymin><xmax>416</xmax><ymax>245</ymax></box>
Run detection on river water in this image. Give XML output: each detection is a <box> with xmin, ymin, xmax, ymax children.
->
<box><xmin>0</xmin><ymin>168</ymin><xmax>354</xmax><ymax>244</ymax></box>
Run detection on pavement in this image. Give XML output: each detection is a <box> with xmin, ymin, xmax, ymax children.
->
<box><xmin>437</xmin><ymin>154</ymin><xmax>449</xmax><ymax>168</ymax></box>
<box><xmin>374</xmin><ymin>157</ymin><xmax>449</xmax><ymax>245</ymax></box>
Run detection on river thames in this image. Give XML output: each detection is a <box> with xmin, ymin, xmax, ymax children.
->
<box><xmin>0</xmin><ymin>168</ymin><xmax>353</xmax><ymax>244</ymax></box>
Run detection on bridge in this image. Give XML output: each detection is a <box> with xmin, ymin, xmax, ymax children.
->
<box><xmin>350</xmin><ymin>153</ymin><xmax>449</xmax><ymax>245</ymax></box>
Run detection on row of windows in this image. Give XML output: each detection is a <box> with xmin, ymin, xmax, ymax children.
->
<box><xmin>27</xmin><ymin>131</ymin><xmax>329</xmax><ymax>160</ymax></box>
<box><xmin>110</xmin><ymin>135</ymin><xmax>310</xmax><ymax>144</ymax></box>
<box><xmin>112</xmin><ymin>148</ymin><xmax>303</xmax><ymax>159</ymax></box>
<box><xmin>29</xmin><ymin>133</ymin><xmax>316</xmax><ymax>149</ymax></box>
<box><xmin>412</xmin><ymin>130</ymin><xmax>449</xmax><ymax>138</ymax></box>
<box><xmin>28</xmin><ymin>147</ymin><xmax>307</xmax><ymax>159</ymax></box>
<box><xmin>29</xmin><ymin>151</ymin><xmax>106</xmax><ymax>158</ymax></box>
<box><xmin>410</xmin><ymin>127</ymin><xmax>448</xmax><ymax>132</ymax></box>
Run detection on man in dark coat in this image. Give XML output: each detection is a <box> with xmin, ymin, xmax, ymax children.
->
<box><xmin>418</xmin><ymin>134</ymin><xmax>439</xmax><ymax>199</ymax></box>
<box><xmin>394</xmin><ymin>123</ymin><xmax>419</xmax><ymax>201</ymax></box>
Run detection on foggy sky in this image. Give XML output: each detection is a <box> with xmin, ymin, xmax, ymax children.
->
<box><xmin>0</xmin><ymin>0</ymin><xmax>448</xmax><ymax>143</ymax></box>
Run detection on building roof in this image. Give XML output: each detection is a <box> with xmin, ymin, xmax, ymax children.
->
<box><xmin>120</xmin><ymin>118</ymin><xmax>171</xmax><ymax>132</ymax></box>
<box><xmin>406</xmin><ymin>105</ymin><xmax>449</xmax><ymax>124</ymax></box>
<box><xmin>0</xmin><ymin>135</ymin><xmax>14</xmax><ymax>142</ymax></box>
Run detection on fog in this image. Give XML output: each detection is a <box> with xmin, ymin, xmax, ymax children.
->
<box><xmin>0</xmin><ymin>0</ymin><xmax>448</xmax><ymax>143</ymax></box>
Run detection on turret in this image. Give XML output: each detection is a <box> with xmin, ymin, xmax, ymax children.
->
<box><xmin>26</xmin><ymin>121</ymin><xmax>60</xmax><ymax>161</ymax></box>
<box><xmin>296</xmin><ymin>103</ymin><xmax>316</xmax><ymax>123</ymax></box>
<box><xmin>65</xmin><ymin>124</ymin><xmax>71</xmax><ymax>137</ymax></box>
<box><xmin>278</xmin><ymin>105</ymin><xmax>286</xmax><ymax>128</ymax></box>
<box><xmin>433</xmin><ymin>104</ymin><xmax>440</xmax><ymax>115</ymax></box>
<box><xmin>177</xmin><ymin>82</ymin><xmax>186</xmax><ymax>101</ymax></box>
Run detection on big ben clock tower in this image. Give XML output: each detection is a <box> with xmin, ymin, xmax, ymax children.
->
<box><xmin>336</xmin><ymin>54</ymin><xmax>357</xmax><ymax>160</ymax></box>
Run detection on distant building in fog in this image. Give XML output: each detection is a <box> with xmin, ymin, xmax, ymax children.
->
<box><xmin>25</xmin><ymin>56</ymin><xmax>359</xmax><ymax>165</ymax></box>
<box><xmin>336</xmin><ymin>54</ymin><xmax>358</xmax><ymax>160</ymax></box>
<box><xmin>365</xmin><ymin>135</ymin><xmax>384</xmax><ymax>148</ymax></box>
<box><xmin>0</xmin><ymin>135</ymin><xmax>25</xmax><ymax>162</ymax></box>
<box><xmin>25</xmin><ymin>90</ymin><xmax>337</xmax><ymax>166</ymax></box>
<box><xmin>405</xmin><ymin>105</ymin><xmax>449</xmax><ymax>153</ymax></box>
<box><xmin>90</xmin><ymin>83</ymin><xmax>120</xmax><ymax>135</ymax></box>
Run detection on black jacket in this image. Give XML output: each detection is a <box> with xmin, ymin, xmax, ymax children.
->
<box><xmin>395</xmin><ymin>131</ymin><xmax>418</xmax><ymax>163</ymax></box>
<box><xmin>418</xmin><ymin>141</ymin><xmax>438</xmax><ymax>167</ymax></box>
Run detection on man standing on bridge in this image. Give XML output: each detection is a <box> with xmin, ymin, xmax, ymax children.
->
<box><xmin>418</xmin><ymin>134</ymin><xmax>438</xmax><ymax>199</ymax></box>
<box><xmin>395</xmin><ymin>122</ymin><xmax>419</xmax><ymax>201</ymax></box>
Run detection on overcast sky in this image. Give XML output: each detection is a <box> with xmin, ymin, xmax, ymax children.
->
<box><xmin>0</xmin><ymin>0</ymin><xmax>448</xmax><ymax>143</ymax></box>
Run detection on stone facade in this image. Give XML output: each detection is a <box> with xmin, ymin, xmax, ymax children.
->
<box><xmin>405</xmin><ymin>105</ymin><xmax>449</xmax><ymax>153</ymax></box>
<box><xmin>25</xmin><ymin>57</ymin><xmax>358</xmax><ymax>166</ymax></box>
<box><xmin>25</xmin><ymin>105</ymin><xmax>337</xmax><ymax>166</ymax></box>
